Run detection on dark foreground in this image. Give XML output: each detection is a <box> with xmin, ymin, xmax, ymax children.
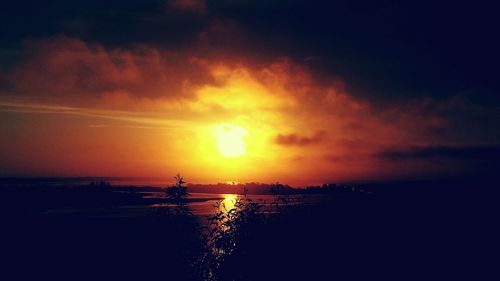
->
<box><xmin>1</xmin><ymin>179</ymin><xmax>498</xmax><ymax>281</ymax></box>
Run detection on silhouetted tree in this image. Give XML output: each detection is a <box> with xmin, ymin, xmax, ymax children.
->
<box><xmin>200</xmin><ymin>196</ymin><xmax>264</xmax><ymax>281</ymax></box>
<box><xmin>166</xmin><ymin>174</ymin><xmax>191</xmax><ymax>215</ymax></box>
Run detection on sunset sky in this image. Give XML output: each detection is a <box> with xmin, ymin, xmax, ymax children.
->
<box><xmin>1</xmin><ymin>1</ymin><xmax>499</xmax><ymax>185</ymax></box>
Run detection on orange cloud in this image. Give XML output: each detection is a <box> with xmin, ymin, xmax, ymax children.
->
<box><xmin>275</xmin><ymin>131</ymin><xmax>327</xmax><ymax>146</ymax></box>
<box><xmin>1</xmin><ymin>36</ymin><xmax>481</xmax><ymax>183</ymax></box>
<box><xmin>7</xmin><ymin>37</ymin><xmax>212</xmax><ymax>105</ymax></box>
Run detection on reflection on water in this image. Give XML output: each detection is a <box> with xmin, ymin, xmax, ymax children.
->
<box><xmin>220</xmin><ymin>194</ymin><xmax>237</xmax><ymax>212</ymax></box>
<box><xmin>44</xmin><ymin>193</ymin><xmax>325</xmax><ymax>219</ymax></box>
<box><xmin>148</xmin><ymin>193</ymin><xmax>318</xmax><ymax>217</ymax></box>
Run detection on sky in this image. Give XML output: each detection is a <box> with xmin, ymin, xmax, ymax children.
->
<box><xmin>0</xmin><ymin>0</ymin><xmax>499</xmax><ymax>184</ymax></box>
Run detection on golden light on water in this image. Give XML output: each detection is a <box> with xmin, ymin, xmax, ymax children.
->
<box><xmin>213</xmin><ymin>124</ymin><xmax>248</xmax><ymax>158</ymax></box>
<box><xmin>221</xmin><ymin>194</ymin><xmax>237</xmax><ymax>212</ymax></box>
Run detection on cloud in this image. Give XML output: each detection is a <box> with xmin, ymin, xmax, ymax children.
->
<box><xmin>1</xmin><ymin>36</ymin><xmax>498</xmax><ymax>181</ymax></box>
<box><xmin>376</xmin><ymin>145</ymin><xmax>500</xmax><ymax>162</ymax></box>
<box><xmin>5</xmin><ymin>36</ymin><xmax>212</xmax><ymax>103</ymax></box>
<box><xmin>275</xmin><ymin>131</ymin><xmax>326</xmax><ymax>146</ymax></box>
<box><xmin>0</xmin><ymin>98</ymin><xmax>195</xmax><ymax>130</ymax></box>
<box><xmin>2</xmin><ymin>37</ymin><xmax>491</xmax><ymax>147</ymax></box>
<box><xmin>2</xmin><ymin>37</ymin><xmax>486</xmax><ymax>148</ymax></box>
<box><xmin>169</xmin><ymin>0</ymin><xmax>206</xmax><ymax>13</ymax></box>
<box><xmin>2</xmin><ymin>1</ymin><xmax>499</xmax><ymax>108</ymax></box>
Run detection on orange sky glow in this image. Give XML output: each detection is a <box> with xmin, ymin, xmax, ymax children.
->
<box><xmin>0</xmin><ymin>37</ymin><xmax>490</xmax><ymax>185</ymax></box>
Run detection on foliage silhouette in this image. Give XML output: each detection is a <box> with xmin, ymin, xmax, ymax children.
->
<box><xmin>199</xmin><ymin>192</ymin><xmax>265</xmax><ymax>281</ymax></box>
<box><xmin>165</xmin><ymin>174</ymin><xmax>192</xmax><ymax>215</ymax></box>
<box><xmin>1</xmin><ymin>178</ymin><xmax>496</xmax><ymax>281</ymax></box>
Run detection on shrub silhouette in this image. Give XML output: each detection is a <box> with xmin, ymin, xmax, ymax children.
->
<box><xmin>3</xmin><ymin>178</ymin><xmax>490</xmax><ymax>281</ymax></box>
<box><xmin>166</xmin><ymin>174</ymin><xmax>192</xmax><ymax>215</ymax></box>
<box><xmin>270</xmin><ymin>182</ymin><xmax>292</xmax><ymax>210</ymax></box>
<box><xmin>199</xmin><ymin>193</ymin><xmax>264</xmax><ymax>281</ymax></box>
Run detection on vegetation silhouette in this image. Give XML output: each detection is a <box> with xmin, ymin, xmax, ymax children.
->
<box><xmin>165</xmin><ymin>173</ymin><xmax>192</xmax><ymax>215</ymax></box>
<box><xmin>200</xmin><ymin>192</ymin><xmax>265</xmax><ymax>281</ymax></box>
<box><xmin>1</xmin><ymin>177</ymin><xmax>497</xmax><ymax>281</ymax></box>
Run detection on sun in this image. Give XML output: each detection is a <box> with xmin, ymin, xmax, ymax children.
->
<box><xmin>213</xmin><ymin>124</ymin><xmax>248</xmax><ymax>158</ymax></box>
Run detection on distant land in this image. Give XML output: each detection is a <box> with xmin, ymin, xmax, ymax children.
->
<box><xmin>0</xmin><ymin>176</ymin><xmax>495</xmax><ymax>196</ymax></box>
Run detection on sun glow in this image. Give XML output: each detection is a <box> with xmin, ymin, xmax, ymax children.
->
<box><xmin>213</xmin><ymin>124</ymin><xmax>248</xmax><ymax>158</ymax></box>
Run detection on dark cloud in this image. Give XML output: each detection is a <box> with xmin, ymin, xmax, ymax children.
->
<box><xmin>275</xmin><ymin>131</ymin><xmax>326</xmax><ymax>146</ymax></box>
<box><xmin>376</xmin><ymin>145</ymin><xmax>500</xmax><ymax>162</ymax></box>
<box><xmin>0</xmin><ymin>0</ymin><xmax>206</xmax><ymax>50</ymax></box>
<box><xmin>169</xmin><ymin>0</ymin><xmax>206</xmax><ymax>13</ymax></box>
<box><xmin>323</xmin><ymin>154</ymin><xmax>355</xmax><ymax>163</ymax></box>
<box><xmin>1</xmin><ymin>0</ymin><xmax>499</xmax><ymax>106</ymax></box>
<box><xmin>206</xmin><ymin>1</ymin><xmax>500</xmax><ymax>102</ymax></box>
